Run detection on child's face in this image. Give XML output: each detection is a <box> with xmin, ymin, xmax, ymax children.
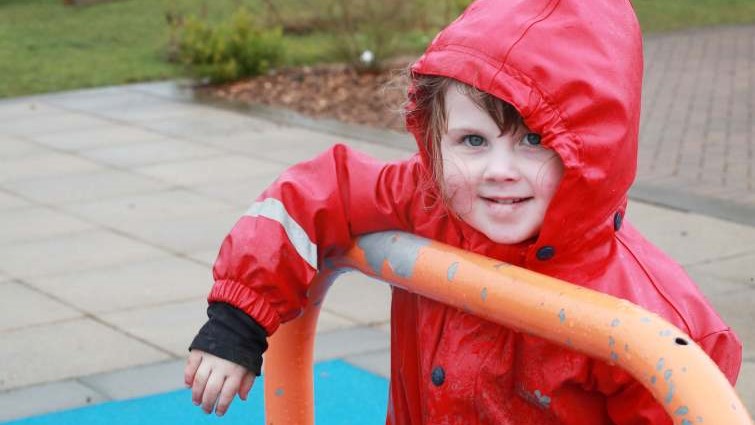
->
<box><xmin>440</xmin><ymin>86</ymin><xmax>564</xmax><ymax>244</ymax></box>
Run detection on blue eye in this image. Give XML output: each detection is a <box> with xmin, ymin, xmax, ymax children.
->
<box><xmin>462</xmin><ymin>135</ymin><xmax>486</xmax><ymax>147</ymax></box>
<box><xmin>523</xmin><ymin>133</ymin><xmax>542</xmax><ymax>146</ymax></box>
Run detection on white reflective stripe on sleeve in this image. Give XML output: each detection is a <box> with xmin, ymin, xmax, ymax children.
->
<box><xmin>244</xmin><ymin>198</ymin><xmax>318</xmax><ymax>270</ymax></box>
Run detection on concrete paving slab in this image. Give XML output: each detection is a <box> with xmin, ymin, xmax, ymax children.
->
<box><xmin>1</xmin><ymin>112</ymin><xmax>114</xmax><ymax>138</ymax></box>
<box><xmin>347</xmin><ymin>140</ymin><xmax>413</xmax><ymax>162</ymax></box>
<box><xmin>322</xmin><ymin>272</ymin><xmax>392</xmax><ymax>325</ymax></box>
<box><xmin>703</xmin><ymin>287</ymin><xmax>755</xmax><ymax>360</ymax></box>
<box><xmin>59</xmin><ymin>188</ymin><xmax>238</xmax><ymax>228</ymax></box>
<box><xmin>627</xmin><ymin>201</ymin><xmax>755</xmax><ymax>266</ymax></box>
<box><xmin>0</xmin><ymin>207</ymin><xmax>94</xmax><ymax>244</ymax></box>
<box><xmin>192</xmin><ymin>174</ymin><xmax>281</xmax><ymax>208</ymax></box>
<box><xmin>79</xmin><ymin>359</ymin><xmax>186</xmax><ymax>401</ymax></box>
<box><xmin>99</xmin><ymin>299</ymin><xmax>208</xmax><ymax>357</ymax></box>
<box><xmin>0</xmin><ymin>190</ymin><xmax>31</xmax><ymax>211</ymax></box>
<box><xmin>0</xmin><ymin>229</ymin><xmax>168</xmax><ymax>279</ymax></box>
<box><xmin>79</xmin><ymin>138</ymin><xmax>224</xmax><ymax>168</ymax></box>
<box><xmin>0</xmin><ymin>152</ymin><xmax>103</xmax><ymax>184</ymax></box>
<box><xmin>42</xmin><ymin>88</ymin><xmax>172</xmax><ymax>113</ymax></box>
<box><xmin>27</xmin><ymin>124</ymin><xmax>171</xmax><ymax>152</ymax></box>
<box><xmin>313</xmin><ymin>326</ymin><xmax>390</xmax><ymax>362</ymax></box>
<box><xmin>90</xmin><ymin>100</ymin><xmax>212</xmax><ymax>123</ymax></box>
<box><xmin>0</xmin><ymin>379</ymin><xmax>108</xmax><ymax>422</ymax></box>
<box><xmin>134</xmin><ymin>155</ymin><xmax>287</xmax><ymax>187</ymax></box>
<box><xmin>255</xmin><ymin>142</ymin><xmax>346</xmax><ymax>165</ymax></box>
<box><xmin>25</xmin><ymin>256</ymin><xmax>212</xmax><ymax>314</ymax></box>
<box><xmin>199</xmin><ymin>127</ymin><xmax>335</xmax><ymax>151</ymax></box>
<box><xmin>686</xmin><ymin>251</ymin><xmax>755</xmax><ymax>291</ymax></box>
<box><xmin>0</xmin><ymin>281</ymin><xmax>82</xmax><ymax>332</ymax></box>
<box><xmin>116</xmin><ymin>211</ymin><xmax>238</xmax><ymax>255</ymax></box>
<box><xmin>137</xmin><ymin>110</ymin><xmax>275</xmax><ymax>141</ymax></box>
<box><xmin>128</xmin><ymin>80</ymin><xmax>195</xmax><ymax>101</ymax></box>
<box><xmin>184</xmin><ymin>249</ymin><xmax>219</xmax><ymax>267</ymax></box>
<box><xmin>685</xmin><ymin>268</ymin><xmax>754</xmax><ymax>298</ymax></box>
<box><xmin>0</xmin><ymin>318</ymin><xmax>170</xmax><ymax>391</ymax></box>
<box><xmin>0</xmin><ymin>134</ymin><xmax>52</xmax><ymax>159</ymax></box>
<box><xmin>737</xmin><ymin>360</ymin><xmax>754</xmax><ymax>414</ymax></box>
<box><xmin>344</xmin><ymin>349</ymin><xmax>391</xmax><ymax>379</ymax></box>
<box><xmin>0</xmin><ymin>99</ymin><xmax>67</xmax><ymax>123</ymax></box>
<box><xmin>1</xmin><ymin>169</ymin><xmax>171</xmax><ymax>205</ymax></box>
<box><xmin>317</xmin><ymin>310</ymin><xmax>359</xmax><ymax>333</ymax></box>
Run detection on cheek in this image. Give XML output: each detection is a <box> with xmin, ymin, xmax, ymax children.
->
<box><xmin>441</xmin><ymin>158</ymin><xmax>476</xmax><ymax>208</ymax></box>
<box><xmin>538</xmin><ymin>158</ymin><xmax>565</xmax><ymax>198</ymax></box>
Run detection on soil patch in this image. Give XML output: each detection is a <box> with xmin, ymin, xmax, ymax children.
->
<box><xmin>200</xmin><ymin>61</ymin><xmax>414</xmax><ymax>133</ymax></box>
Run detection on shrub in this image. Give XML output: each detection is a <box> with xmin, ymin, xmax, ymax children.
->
<box><xmin>175</xmin><ymin>8</ymin><xmax>284</xmax><ymax>83</ymax></box>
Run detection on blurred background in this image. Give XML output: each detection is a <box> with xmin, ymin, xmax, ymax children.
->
<box><xmin>1</xmin><ymin>0</ymin><xmax>754</xmax><ymax>97</ymax></box>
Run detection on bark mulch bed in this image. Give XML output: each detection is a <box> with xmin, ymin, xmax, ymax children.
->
<box><xmin>200</xmin><ymin>61</ymin><xmax>415</xmax><ymax>133</ymax></box>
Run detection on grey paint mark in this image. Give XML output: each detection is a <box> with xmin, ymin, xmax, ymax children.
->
<box><xmin>650</xmin><ymin>375</ymin><xmax>657</xmax><ymax>385</ymax></box>
<box><xmin>533</xmin><ymin>390</ymin><xmax>551</xmax><ymax>408</ymax></box>
<box><xmin>481</xmin><ymin>287</ymin><xmax>488</xmax><ymax>301</ymax></box>
<box><xmin>640</xmin><ymin>316</ymin><xmax>651</xmax><ymax>323</ymax></box>
<box><xmin>681</xmin><ymin>420</ymin><xmax>692</xmax><ymax>425</ymax></box>
<box><xmin>275</xmin><ymin>387</ymin><xmax>284</xmax><ymax>397</ymax></box>
<box><xmin>608</xmin><ymin>336</ymin><xmax>615</xmax><ymax>347</ymax></box>
<box><xmin>610</xmin><ymin>318</ymin><xmax>621</xmax><ymax>327</ymax></box>
<box><xmin>656</xmin><ymin>358</ymin><xmax>665</xmax><ymax>371</ymax></box>
<box><xmin>493</xmin><ymin>262</ymin><xmax>509</xmax><ymax>269</ymax></box>
<box><xmin>664</xmin><ymin>369</ymin><xmax>673</xmax><ymax>381</ymax></box>
<box><xmin>447</xmin><ymin>262</ymin><xmax>459</xmax><ymax>281</ymax></box>
<box><xmin>565</xmin><ymin>338</ymin><xmax>573</xmax><ymax>347</ymax></box>
<box><xmin>659</xmin><ymin>329</ymin><xmax>672</xmax><ymax>337</ymax></box>
<box><xmin>624</xmin><ymin>343</ymin><xmax>630</xmax><ymax>352</ymax></box>
<box><xmin>610</xmin><ymin>352</ymin><xmax>619</xmax><ymax>362</ymax></box>
<box><xmin>664</xmin><ymin>382</ymin><xmax>675</xmax><ymax>404</ymax></box>
<box><xmin>358</xmin><ymin>232</ymin><xmax>430</xmax><ymax>278</ymax></box>
<box><xmin>675</xmin><ymin>406</ymin><xmax>689</xmax><ymax>416</ymax></box>
<box><xmin>558</xmin><ymin>308</ymin><xmax>566</xmax><ymax>324</ymax></box>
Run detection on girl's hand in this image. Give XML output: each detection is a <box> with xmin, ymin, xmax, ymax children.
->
<box><xmin>184</xmin><ymin>349</ymin><xmax>255</xmax><ymax>416</ymax></box>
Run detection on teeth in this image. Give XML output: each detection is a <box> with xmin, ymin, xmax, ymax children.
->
<box><xmin>490</xmin><ymin>198</ymin><xmax>522</xmax><ymax>204</ymax></box>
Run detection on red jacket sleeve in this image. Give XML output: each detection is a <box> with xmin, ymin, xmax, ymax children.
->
<box><xmin>600</xmin><ymin>328</ymin><xmax>742</xmax><ymax>424</ymax></box>
<box><xmin>208</xmin><ymin>144</ymin><xmax>422</xmax><ymax>334</ymax></box>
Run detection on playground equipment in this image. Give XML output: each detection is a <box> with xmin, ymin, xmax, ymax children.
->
<box><xmin>263</xmin><ymin>231</ymin><xmax>752</xmax><ymax>424</ymax></box>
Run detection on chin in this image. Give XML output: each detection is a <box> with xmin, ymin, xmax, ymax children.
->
<box><xmin>484</xmin><ymin>231</ymin><xmax>530</xmax><ymax>245</ymax></box>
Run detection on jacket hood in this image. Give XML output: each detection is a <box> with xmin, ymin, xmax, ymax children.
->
<box><xmin>407</xmin><ymin>0</ymin><xmax>643</xmax><ymax>265</ymax></box>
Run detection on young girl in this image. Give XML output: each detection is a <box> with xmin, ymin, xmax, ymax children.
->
<box><xmin>185</xmin><ymin>0</ymin><xmax>742</xmax><ymax>423</ymax></box>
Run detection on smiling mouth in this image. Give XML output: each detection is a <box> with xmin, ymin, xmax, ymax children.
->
<box><xmin>481</xmin><ymin>197</ymin><xmax>532</xmax><ymax>205</ymax></box>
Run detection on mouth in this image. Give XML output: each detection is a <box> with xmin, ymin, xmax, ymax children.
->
<box><xmin>480</xmin><ymin>196</ymin><xmax>533</xmax><ymax>205</ymax></box>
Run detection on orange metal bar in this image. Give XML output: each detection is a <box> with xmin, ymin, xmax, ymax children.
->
<box><xmin>264</xmin><ymin>231</ymin><xmax>752</xmax><ymax>425</ymax></box>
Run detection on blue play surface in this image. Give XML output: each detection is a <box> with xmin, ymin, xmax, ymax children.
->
<box><xmin>3</xmin><ymin>360</ymin><xmax>389</xmax><ymax>425</ymax></box>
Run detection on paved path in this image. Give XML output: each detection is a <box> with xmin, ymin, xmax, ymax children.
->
<box><xmin>634</xmin><ymin>25</ymin><xmax>755</xmax><ymax>225</ymax></box>
<box><xmin>0</xmin><ymin>25</ymin><xmax>753</xmax><ymax>421</ymax></box>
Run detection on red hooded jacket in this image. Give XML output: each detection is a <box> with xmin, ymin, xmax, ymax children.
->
<box><xmin>207</xmin><ymin>0</ymin><xmax>742</xmax><ymax>423</ymax></box>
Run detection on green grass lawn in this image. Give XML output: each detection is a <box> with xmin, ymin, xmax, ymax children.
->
<box><xmin>1</xmin><ymin>0</ymin><xmax>754</xmax><ymax>98</ymax></box>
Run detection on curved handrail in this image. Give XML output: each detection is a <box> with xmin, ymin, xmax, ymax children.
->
<box><xmin>264</xmin><ymin>231</ymin><xmax>752</xmax><ymax>424</ymax></box>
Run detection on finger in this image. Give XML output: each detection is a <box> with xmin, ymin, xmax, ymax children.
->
<box><xmin>215</xmin><ymin>376</ymin><xmax>241</xmax><ymax>417</ymax></box>
<box><xmin>239</xmin><ymin>373</ymin><xmax>255</xmax><ymax>401</ymax></box>
<box><xmin>191</xmin><ymin>362</ymin><xmax>211</xmax><ymax>406</ymax></box>
<box><xmin>184</xmin><ymin>351</ymin><xmax>203</xmax><ymax>387</ymax></box>
<box><xmin>201</xmin><ymin>372</ymin><xmax>226</xmax><ymax>414</ymax></box>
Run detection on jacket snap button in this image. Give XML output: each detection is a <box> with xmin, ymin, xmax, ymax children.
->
<box><xmin>536</xmin><ymin>246</ymin><xmax>555</xmax><ymax>261</ymax></box>
<box><xmin>614</xmin><ymin>212</ymin><xmax>623</xmax><ymax>231</ymax></box>
<box><xmin>431</xmin><ymin>366</ymin><xmax>445</xmax><ymax>386</ymax></box>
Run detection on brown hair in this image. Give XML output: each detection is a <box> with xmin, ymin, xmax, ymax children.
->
<box><xmin>406</xmin><ymin>73</ymin><xmax>523</xmax><ymax>199</ymax></box>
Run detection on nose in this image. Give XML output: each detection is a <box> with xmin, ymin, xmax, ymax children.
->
<box><xmin>482</xmin><ymin>145</ymin><xmax>520</xmax><ymax>182</ymax></box>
